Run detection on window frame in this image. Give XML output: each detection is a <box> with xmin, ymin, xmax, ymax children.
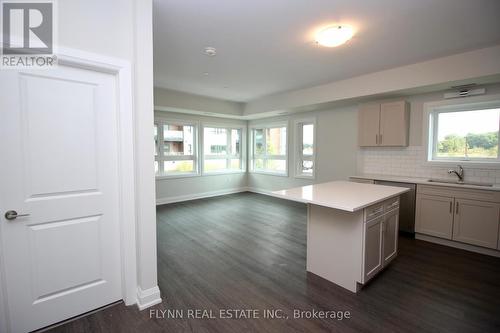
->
<box><xmin>154</xmin><ymin>117</ymin><xmax>200</xmax><ymax>179</ymax></box>
<box><xmin>294</xmin><ymin>117</ymin><xmax>316</xmax><ymax>179</ymax></box>
<box><xmin>424</xmin><ymin>94</ymin><xmax>500</xmax><ymax>167</ymax></box>
<box><xmin>201</xmin><ymin>123</ymin><xmax>246</xmax><ymax>175</ymax></box>
<box><xmin>249</xmin><ymin>121</ymin><xmax>289</xmax><ymax>176</ymax></box>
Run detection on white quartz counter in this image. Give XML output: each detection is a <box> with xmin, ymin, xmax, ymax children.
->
<box><xmin>272</xmin><ymin>181</ymin><xmax>409</xmax><ymax>212</ymax></box>
<box><xmin>350</xmin><ymin>174</ymin><xmax>500</xmax><ymax>192</ymax></box>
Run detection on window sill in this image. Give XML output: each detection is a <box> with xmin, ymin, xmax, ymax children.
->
<box><xmin>202</xmin><ymin>170</ymin><xmax>246</xmax><ymax>176</ymax></box>
<box><xmin>249</xmin><ymin>170</ymin><xmax>289</xmax><ymax>177</ymax></box>
<box><xmin>294</xmin><ymin>173</ymin><xmax>315</xmax><ymax>180</ymax></box>
<box><xmin>155</xmin><ymin>173</ymin><xmax>200</xmax><ymax>180</ymax></box>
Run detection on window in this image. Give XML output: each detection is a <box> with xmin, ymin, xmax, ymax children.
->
<box><xmin>203</xmin><ymin>126</ymin><xmax>244</xmax><ymax>173</ymax></box>
<box><xmin>250</xmin><ymin>124</ymin><xmax>287</xmax><ymax>174</ymax></box>
<box><xmin>154</xmin><ymin>121</ymin><xmax>198</xmax><ymax>176</ymax></box>
<box><xmin>427</xmin><ymin>98</ymin><xmax>500</xmax><ymax>163</ymax></box>
<box><xmin>295</xmin><ymin>119</ymin><xmax>315</xmax><ymax>178</ymax></box>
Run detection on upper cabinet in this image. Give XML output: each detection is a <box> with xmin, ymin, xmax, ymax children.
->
<box><xmin>358</xmin><ymin>100</ymin><xmax>410</xmax><ymax>147</ymax></box>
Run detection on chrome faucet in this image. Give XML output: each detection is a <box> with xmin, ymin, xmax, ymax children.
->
<box><xmin>448</xmin><ymin>165</ymin><xmax>464</xmax><ymax>182</ymax></box>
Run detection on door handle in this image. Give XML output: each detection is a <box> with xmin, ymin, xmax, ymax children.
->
<box><xmin>379</xmin><ymin>134</ymin><xmax>383</xmax><ymax>144</ymax></box>
<box><xmin>455</xmin><ymin>202</ymin><xmax>459</xmax><ymax>215</ymax></box>
<box><xmin>375</xmin><ymin>134</ymin><xmax>378</xmax><ymax>145</ymax></box>
<box><xmin>449</xmin><ymin>201</ymin><xmax>452</xmax><ymax>214</ymax></box>
<box><xmin>4</xmin><ymin>210</ymin><xmax>30</xmax><ymax>220</ymax></box>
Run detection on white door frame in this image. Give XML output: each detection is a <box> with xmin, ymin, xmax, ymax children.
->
<box><xmin>0</xmin><ymin>47</ymin><xmax>138</xmax><ymax>332</ymax></box>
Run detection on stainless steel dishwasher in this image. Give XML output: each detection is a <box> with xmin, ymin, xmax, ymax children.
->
<box><xmin>374</xmin><ymin>180</ymin><xmax>416</xmax><ymax>234</ymax></box>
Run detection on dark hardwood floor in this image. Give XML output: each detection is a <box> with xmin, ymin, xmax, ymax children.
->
<box><xmin>46</xmin><ymin>192</ymin><xmax>500</xmax><ymax>333</ymax></box>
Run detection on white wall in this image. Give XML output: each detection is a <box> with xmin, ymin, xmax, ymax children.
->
<box><xmin>59</xmin><ymin>1</ymin><xmax>134</xmax><ymax>59</ymax></box>
<box><xmin>59</xmin><ymin>0</ymin><xmax>159</xmax><ymax>308</ymax></box>
<box><xmin>244</xmin><ymin>45</ymin><xmax>500</xmax><ymax>115</ymax></box>
<box><xmin>155</xmin><ymin>111</ymin><xmax>248</xmax><ymax>203</ymax></box>
<box><xmin>155</xmin><ymin>87</ymin><xmax>244</xmax><ymax>117</ymax></box>
<box><xmin>357</xmin><ymin>83</ymin><xmax>500</xmax><ymax>182</ymax></box>
<box><xmin>247</xmin><ymin>106</ymin><xmax>359</xmax><ymax>191</ymax></box>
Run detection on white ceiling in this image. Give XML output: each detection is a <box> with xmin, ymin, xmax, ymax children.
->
<box><xmin>153</xmin><ymin>0</ymin><xmax>500</xmax><ymax>102</ymax></box>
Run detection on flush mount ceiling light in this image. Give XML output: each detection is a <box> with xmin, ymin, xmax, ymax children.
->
<box><xmin>204</xmin><ymin>46</ymin><xmax>217</xmax><ymax>56</ymax></box>
<box><xmin>315</xmin><ymin>25</ymin><xmax>354</xmax><ymax>47</ymax></box>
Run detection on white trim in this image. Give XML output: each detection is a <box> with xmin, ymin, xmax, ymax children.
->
<box><xmin>136</xmin><ymin>286</ymin><xmax>162</xmax><ymax>311</ymax></box>
<box><xmin>293</xmin><ymin>117</ymin><xmax>316</xmax><ymax>179</ymax></box>
<box><xmin>156</xmin><ymin>187</ymin><xmax>248</xmax><ymax>205</ymax></box>
<box><xmin>423</xmin><ymin>94</ymin><xmax>500</xmax><ymax>166</ymax></box>
<box><xmin>415</xmin><ymin>233</ymin><xmax>500</xmax><ymax>258</ymax></box>
<box><xmin>58</xmin><ymin>49</ymin><xmax>139</xmax><ymax>305</ymax></box>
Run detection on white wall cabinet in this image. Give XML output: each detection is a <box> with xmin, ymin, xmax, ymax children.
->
<box><xmin>362</xmin><ymin>205</ymin><xmax>399</xmax><ymax>284</ymax></box>
<box><xmin>358</xmin><ymin>100</ymin><xmax>410</xmax><ymax>147</ymax></box>
<box><xmin>416</xmin><ymin>185</ymin><xmax>500</xmax><ymax>251</ymax></box>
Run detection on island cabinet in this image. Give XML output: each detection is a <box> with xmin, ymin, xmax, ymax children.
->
<box><xmin>273</xmin><ymin>181</ymin><xmax>408</xmax><ymax>293</ymax></box>
<box><xmin>416</xmin><ymin>185</ymin><xmax>500</xmax><ymax>250</ymax></box>
<box><xmin>361</xmin><ymin>198</ymin><xmax>399</xmax><ymax>284</ymax></box>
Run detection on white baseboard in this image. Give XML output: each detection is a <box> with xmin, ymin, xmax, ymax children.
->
<box><xmin>136</xmin><ymin>286</ymin><xmax>162</xmax><ymax>311</ymax></box>
<box><xmin>156</xmin><ymin>187</ymin><xmax>247</xmax><ymax>205</ymax></box>
<box><xmin>415</xmin><ymin>233</ymin><xmax>500</xmax><ymax>258</ymax></box>
<box><xmin>245</xmin><ymin>187</ymin><xmax>284</xmax><ymax>199</ymax></box>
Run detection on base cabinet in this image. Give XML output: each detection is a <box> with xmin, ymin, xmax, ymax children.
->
<box><xmin>362</xmin><ymin>207</ymin><xmax>399</xmax><ymax>284</ymax></box>
<box><xmin>383</xmin><ymin>209</ymin><xmax>399</xmax><ymax>265</ymax></box>
<box><xmin>416</xmin><ymin>185</ymin><xmax>500</xmax><ymax>252</ymax></box>
<box><xmin>453</xmin><ymin>199</ymin><xmax>500</xmax><ymax>249</ymax></box>
<box><xmin>363</xmin><ymin>217</ymin><xmax>384</xmax><ymax>282</ymax></box>
<box><xmin>415</xmin><ymin>194</ymin><xmax>454</xmax><ymax>239</ymax></box>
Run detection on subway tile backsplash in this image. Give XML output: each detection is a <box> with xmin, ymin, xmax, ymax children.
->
<box><xmin>357</xmin><ymin>146</ymin><xmax>500</xmax><ymax>184</ymax></box>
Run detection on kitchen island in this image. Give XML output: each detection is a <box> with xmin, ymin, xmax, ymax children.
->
<box><xmin>273</xmin><ymin>181</ymin><xmax>409</xmax><ymax>292</ymax></box>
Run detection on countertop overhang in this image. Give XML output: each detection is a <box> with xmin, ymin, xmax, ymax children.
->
<box><xmin>272</xmin><ymin>181</ymin><xmax>410</xmax><ymax>212</ymax></box>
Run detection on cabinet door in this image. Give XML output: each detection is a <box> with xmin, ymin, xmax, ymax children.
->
<box><xmin>363</xmin><ymin>216</ymin><xmax>383</xmax><ymax>283</ymax></box>
<box><xmin>379</xmin><ymin>101</ymin><xmax>409</xmax><ymax>146</ymax></box>
<box><xmin>358</xmin><ymin>104</ymin><xmax>380</xmax><ymax>147</ymax></box>
<box><xmin>453</xmin><ymin>199</ymin><xmax>500</xmax><ymax>249</ymax></box>
<box><xmin>383</xmin><ymin>209</ymin><xmax>399</xmax><ymax>265</ymax></box>
<box><xmin>415</xmin><ymin>194</ymin><xmax>454</xmax><ymax>239</ymax></box>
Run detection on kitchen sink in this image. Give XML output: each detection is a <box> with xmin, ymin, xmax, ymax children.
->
<box><xmin>427</xmin><ymin>179</ymin><xmax>494</xmax><ymax>187</ymax></box>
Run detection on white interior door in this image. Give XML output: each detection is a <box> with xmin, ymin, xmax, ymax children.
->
<box><xmin>0</xmin><ymin>65</ymin><xmax>122</xmax><ymax>332</ymax></box>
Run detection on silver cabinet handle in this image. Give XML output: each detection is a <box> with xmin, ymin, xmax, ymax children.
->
<box><xmin>375</xmin><ymin>134</ymin><xmax>378</xmax><ymax>145</ymax></box>
<box><xmin>4</xmin><ymin>210</ymin><xmax>30</xmax><ymax>220</ymax></box>
<box><xmin>449</xmin><ymin>201</ymin><xmax>452</xmax><ymax>214</ymax></box>
<box><xmin>379</xmin><ymin>134</ymin><xmax>383</xmax><ymax>144</ymax></box>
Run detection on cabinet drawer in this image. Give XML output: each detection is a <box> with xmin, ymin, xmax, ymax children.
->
<box><xmin>364</xmin><ymin>202</ymin><xmax>384</xmax><ymax>222</ymax></box>
<box><xmin>384</xmin><ymin>197</ymin><xmax>400</xmax><ymax>212</ymax></box>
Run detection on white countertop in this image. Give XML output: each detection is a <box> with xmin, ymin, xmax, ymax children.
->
<box><xmin>350</xmin><ymin>174</ymin><xmax>500</xmax><ymax>192</ymax></box>
<box><xmin>272</xmin><ymin>181</ymin><xmax>409</xmax><ymax>212</ymax></box>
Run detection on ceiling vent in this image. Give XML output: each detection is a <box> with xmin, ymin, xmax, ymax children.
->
<box><xmin>444</xmin><ymin>84</ymin><xmax>485</xmax><ymax>99</ymax></box>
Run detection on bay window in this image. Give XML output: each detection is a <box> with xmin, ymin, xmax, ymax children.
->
<box><xmin>294</xmin><ymin>119</ymin><xmax>315</xmax><ymax>178</ymax></box>
<box><xmin>250</xmin><ymin>124</ymin><xmax>288</xmax><ymax>175</ymax></box>
<box><xmin>155</xmin><ymin>120</ymin><xmax>198</xmax><ymax>176</ymax></box>
<box><xmin>203</xmin><ymin>126</ymin><xmax>244</xmax><ymax>173</ymax></box>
